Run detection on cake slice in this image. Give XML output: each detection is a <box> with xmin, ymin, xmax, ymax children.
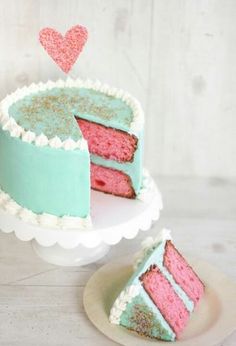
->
<box><xmin>109</xmin><ymin>229</ymin><xmax>204</xmax><ymax>341</ymax></box>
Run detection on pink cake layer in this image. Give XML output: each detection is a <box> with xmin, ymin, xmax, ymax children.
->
<box><xmin>91</xmin><ymin>163</ymin><xmax>135</xmax><ymax>198</ymax></box>
<box><xmin>77</xmin><ymin>118</ymin><xmax>137</xmax><ymax>162</ymax></box>
<box><xmin>140</xmin><ymin>265</ymin><xmax>189</xmax><ymax>338</ymax></box>
<box><xmin>164</xmin><ymin>241</ymin><xmax>204</xmax><ymax>305</ymax></box>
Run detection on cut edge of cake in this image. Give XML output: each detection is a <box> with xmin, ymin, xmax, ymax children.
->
<box><xmin>76</xmin><ymin>117</ymin><xmax>138</xmax><ymax>163</ymax></box>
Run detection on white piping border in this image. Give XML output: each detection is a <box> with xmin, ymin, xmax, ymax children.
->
<box><xmin>109</xmin><ymin>284</ymin><xmax>141</xmax><ymax>324</ymax></box>
<box><xmin>0</xmin><ymin>187</ymin><xmax>92</xmax><ymax>230</ymax></box>
<box><xmin>0</xmin><ymin>78</ymin><xmax>144</xmax><ymax>151</ymax></box>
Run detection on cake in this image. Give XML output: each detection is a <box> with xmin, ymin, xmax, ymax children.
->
<box><xmin>109</xmin><ymin>229</ymin><xmax>204</xmax><ymax>341</ymax></box>
<box><xmin>0</xmin><ymin>78</ymin><xmax>144</xmax><ymax>229</ymax></box>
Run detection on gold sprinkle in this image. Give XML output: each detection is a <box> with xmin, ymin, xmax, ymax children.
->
<box><xmin>12</xmin><ymin>88</ymin><xmax>133</xmax><ymax>139</ymax></box>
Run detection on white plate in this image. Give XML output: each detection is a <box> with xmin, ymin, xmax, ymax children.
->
<box><xmin>83</xmin><ymin>256</ymin><xmax>236</xmax><ymax>346</ymax></box>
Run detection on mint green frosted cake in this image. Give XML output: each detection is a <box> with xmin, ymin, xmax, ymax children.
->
<box><xmin>109</xmin><ymin>230</ymin><xmax>204</xmax><ymax>340</ymax></box>
<box><xmin>0</xmin><ymin>79</ymin><xmax>144</xmax><ymax>229</ymax></box>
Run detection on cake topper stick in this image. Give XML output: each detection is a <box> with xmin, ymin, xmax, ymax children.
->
<box><xmin>39</xmin><ymin>25</ymin><xmax>88</xmax><ymax>74</ymax></box>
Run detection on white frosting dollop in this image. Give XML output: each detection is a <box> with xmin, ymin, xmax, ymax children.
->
<box><xmin>35</xmin><ymin>134</ymin><xmax>49</xmax><ymax>147</ymax></box>
<box><xmin>4</xmin><ymin>199</ymin><xmax>21</xmax><ymax>215</ymax></box>
<box><xmin>10</xmin><ymin>124</ymin><xmax>24</xmax><ymax>138</ymax></box>
<box><xmin>43</xmin><ymin>80</ymin><xmax>55</xmax><ymax>90</ymax></box>
<box><xmin>60</xmin><ymin>215</ymin><xmax>83</xmax><ymax>229</ymax></box>
<box><xmin>82</xmin><ymin>215</ymin><xmax>92</xmax><ymax>229</ymax></box>
<box><xmin>0</xmin><ymin>190</ymin><xmax>10</xmax><ymax>205</ymax></box>
<box><xmin>57</xmin><ymin>79</ymin><xmax>65</xmax><ymax>88</ymax></box>
<box><xmin>22</xmin><ymin>130</ymin><xmax>36</xmax><ymax>143</ymax></box>
<box><xmin>49</xmin><ymin>136</ymin><xmax>63</xmax><ymax>149</ymax></box>
<box><xmin>109</xmin><ymin>285</ymin><xmax>140</xmax><ymax>325</ymax></box>
<box><xmin>60</xmin><ymin>215</ymin><xmax>92</xmax><ymax>230</ymax></box>
<box><xmin>1</xmin><ymin>116</ymin><xmax>24</xmax><ymax>137</ymax></box>
<box><xmin>19</xmin><ymin>208</ymin><xmax>38</xmax><ymax>225</ymax></box>
<box><xmin>2</xmin><ymin>117</ymin><xmax>17</xmax><ymax>132</ymax></box>
<box><xmin>40</xmin><ymin>213</ymin><xmax>59</xmax><ymax>228</ymax></box>
<box><xmin>63</xmin><ymin>138</ymin><xmax>78</xmax><ymax>150</ymax></box>
<box><xmin>133</xmin><ymin>229</ymin><xmax>172</xmax><ymax>270</ymax></box>
<box><xmin>65</xmin><ymin>77</ymin><xmax>76</xmax><ymax>88</ymax></box>
<box><xmin>28</xmin><ymin>83</ymin><xmax>40</xmax><ymax>93</ymax></box>
<box><xmin>0</xmin><ymin>111</ymin><xmax>8</xmax><ymax>124</ymax></box>
<box><xmin>78</xmin><ymin>138</ymin><xmax>88</xmax><ymax>151</ymax></box>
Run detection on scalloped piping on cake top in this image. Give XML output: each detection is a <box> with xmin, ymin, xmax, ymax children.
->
<box><xmin>0</xmin><ymin>78</ymin><xmax>144</xmax><ymax>151</ymax></box>
<box><xmin>0</xmin><ymin>187</ymin><xmax>92</xmax><ymax>230</ymax></box>
<box><xmin>133</xmin><ymin>229</ymin><xmax>172</xmax><ymax>270</ymax></box>
<box><xmin>109</xmin><ymin>284</ymin><xmax>141</xmax><ymax>324</ymax></box>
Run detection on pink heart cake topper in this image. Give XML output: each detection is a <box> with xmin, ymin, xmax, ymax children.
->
<box><xmin>39</xmin><ymin>25</ymin><xmax>88</xmax><ymax>73</ymax></box>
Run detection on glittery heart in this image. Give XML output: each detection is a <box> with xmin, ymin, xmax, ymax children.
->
<box><xmin>39</xmin><ymin>25</ymin><xmax>88</xmax><ymax>73</ymax></box>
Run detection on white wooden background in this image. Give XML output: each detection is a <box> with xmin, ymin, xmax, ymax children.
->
<box><xmin>0</xmin><ymin>2</ymin><xmax>235</xmax><ymax>345</ymax></box>
<box><xmin>0</xmin><ymin>0</ymin><xmax>235</xmax><ymax>178</ymax></box>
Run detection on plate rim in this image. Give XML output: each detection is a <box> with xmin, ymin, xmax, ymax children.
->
<box><xmin>83</xmin><ymin>256</ymin><xmax>236</xmax><ymax>346</ymax></box>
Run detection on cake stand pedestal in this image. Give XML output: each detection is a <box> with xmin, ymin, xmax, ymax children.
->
<box><xmin>31</xmin><ymin>240</ymin><xmax>110</xmax><ymax>266</ymax></box>
<box><xmin>0</xmin><ymin>173</ymin><xmax>162</xmax><ymax>266</ymax></box>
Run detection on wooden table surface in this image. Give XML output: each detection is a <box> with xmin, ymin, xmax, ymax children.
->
<box><xmin>0</xmin><ymin>176</ymin><xmax>235</xmax><ymax>346</ymax></box>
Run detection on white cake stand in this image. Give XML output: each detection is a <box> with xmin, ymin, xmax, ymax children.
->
<box><xmin>0</xmin><ymin>174</ymin><xmax>162</xmax><ymax>266</ymax></box>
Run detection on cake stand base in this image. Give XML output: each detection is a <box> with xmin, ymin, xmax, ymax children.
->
<box><xmin>31</xmin><ymin>240</ymin><xmax>110</xmax><ymax>266</ymax></box>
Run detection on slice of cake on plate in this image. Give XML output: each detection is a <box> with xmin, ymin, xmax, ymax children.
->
<box><xmin>109</xmin><ymin>229</ymin><xmax>204</xmax><ymax>341</ymax></box>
